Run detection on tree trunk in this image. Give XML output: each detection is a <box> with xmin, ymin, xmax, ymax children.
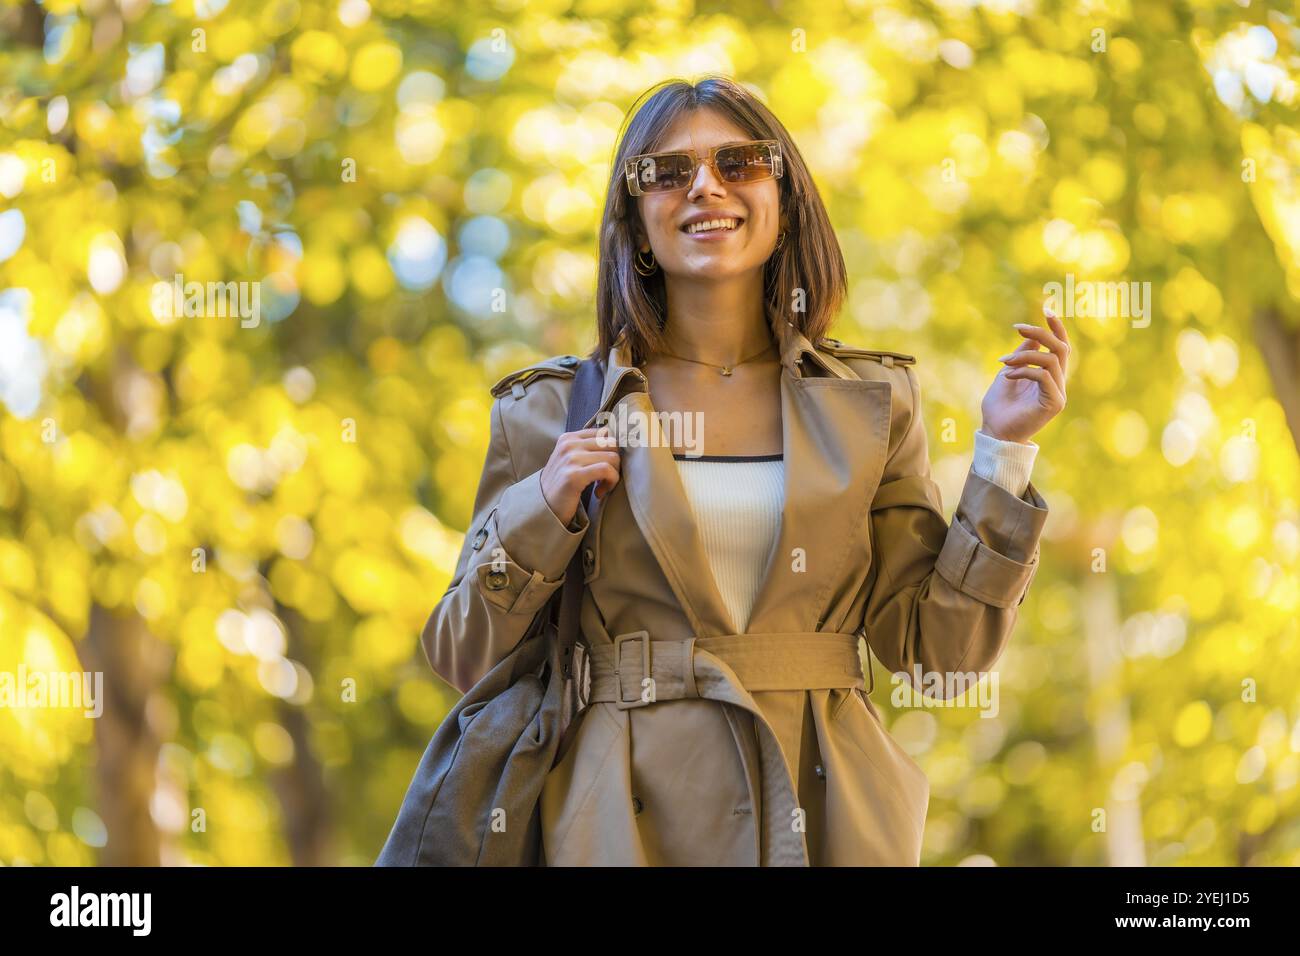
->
<box><xmin>269</xmin><ymin>604</ymin><xmax>334</xmax><ymax>865</ymax></box>
<box><xmin>80</xmin><ymin>605</ymin><xmax>169</xmax><ymax>865</ymax></box>
<box><xmin>1082</xmin><ymin>571</ymin><xmax>1146</xmax><ymax>866</ymax></box>
<box><xmin>1253</xmin><ymin>307</ymin><xmax>1300</xmax><ymax>458</ymax></box>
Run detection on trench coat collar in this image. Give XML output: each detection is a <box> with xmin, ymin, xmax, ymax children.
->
<box><xmin>594</xmin><ymin>319</ymin><xmax>892</xmax><ymax>638</ymax></box>
<box><xmin>593</xmin><ymin>318</ymin><xmax>857</xmax><ymax>416</ymax></box>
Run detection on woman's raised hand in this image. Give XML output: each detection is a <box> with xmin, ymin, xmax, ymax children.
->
<box><xmin>540</xmin><ymin>426</ymin><xmax>622</xmax><ymax>526</ymax></box>
<box><xmin>980</xmin><ymin>308</ymin><xmax>1070</xmax><ymax>444</ymax></box>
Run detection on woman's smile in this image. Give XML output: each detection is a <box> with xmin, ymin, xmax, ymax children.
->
<box><xmin>680</xmin><ymin>215</ymin><xmax>746</xmax><ymax>242</ymax></box>
<box><xmin>683</xmin><ymin>223</ymin><xmax>741</xmax><ymax>241</ymax></box>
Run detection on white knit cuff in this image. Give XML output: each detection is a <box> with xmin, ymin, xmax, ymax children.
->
<box><xmin>972</xmin><ymin>428</ymin><xmax>1038</xmax><ymax>498</ymax></box>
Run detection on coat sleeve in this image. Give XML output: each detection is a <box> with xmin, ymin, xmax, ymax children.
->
<box><xmin>421</xmin><ymin>395</ymin><xmax>589</xmax><ymax>693</ymax></box>
<box><xmin>861</xmin><ymin>364</ymin><xmax>1048</xmax><ymax>697</ymax></box>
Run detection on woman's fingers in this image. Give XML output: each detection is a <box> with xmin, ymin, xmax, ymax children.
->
<box><xmin>1003</xmin><ymin>319</ymin><xmax>1066</xmax><ymax>395</ymax></box>
<box><xmin>564</xmin><ymin>426</ymin><xmax>619</xmax><ymax>450</ymax></box>
<box><xmin>1012</xmin><ymin>324</ymin><xmax>1066</xmax><ymax>356</ymax></box>
<box><xmin>999</xmin><ymin>346</ymin><xmax>1063</xmax><ymax>386</ymax></box>
<box><xmin>566</xmin><ymin>432</ymin><xmax>621</xmax><ymax>498</ymax></box>
<box><xmin>567</xmin><ymin>448</ymin><xmax>622</xmax><ymax>471</ymax></box>
<box><xmin>577</xmin><ymin>461</ymin><xmax>621</xmax><ymax>499</ymax></box>
<box><xmin>1044</xmin><ymin>310</ymin><xmax>1071</xmax><ymax>379</ymax></box>
<box><xmin>1013</xmin><ymin>313</ymin><xmax>1070</xmax><ymax>378</ymax></box>
<box><xmin>1004</xmin><ymin>364</ymin><xmax>1065</xmax><ymax>409</ymax></box>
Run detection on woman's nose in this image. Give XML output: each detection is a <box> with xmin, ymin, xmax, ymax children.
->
<box><xmin>687</xmin><ymin>162</ymin><xmax>727</xmax><ymax>199</ymax></box>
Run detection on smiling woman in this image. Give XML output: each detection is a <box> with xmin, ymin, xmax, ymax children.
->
<box><xmin>394</xmin><ymin>74</ymin><xmax>1064</xmax><ymax>868</ymax></box>
<box><xmin>596</xmin><ymin>80</ymin><xmax>847</xmax><ymax>367</ymax></box>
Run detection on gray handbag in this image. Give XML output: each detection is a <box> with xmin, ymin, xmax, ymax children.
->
<box><xmin>375</xmin><ymin>356</ymin><xmax>604</xmax><ymax>866</ymax></box>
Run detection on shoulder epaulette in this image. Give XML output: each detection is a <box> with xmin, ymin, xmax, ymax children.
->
<box><xmin>489</xmin><ymin>354</ymin><xmax>582</xmax><ymax>398</ymax></box>
<box><xmin>817</xmin><ymin>338</ymin><xmax>916</xmax><ymax>367</ymax></box>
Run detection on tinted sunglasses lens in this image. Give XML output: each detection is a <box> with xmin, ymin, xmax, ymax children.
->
<box><xmin>634</xmin><ymin>153</ymin><xmax>694</xmax><ymax>192</ymax></box>
<box><xmin>716</xmin><ymin>143</ymin><xmax>776</xmax><ymax>182</ymax></box>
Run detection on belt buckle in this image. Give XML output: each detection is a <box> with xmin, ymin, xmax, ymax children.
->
<box><xmin>613</xmin><ymin>630</ymin><xmax>652</xmax><ymax>710</ymax></box>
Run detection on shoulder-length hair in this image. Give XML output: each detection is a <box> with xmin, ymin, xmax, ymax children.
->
<box><xmin>592</xmin><ymin>75</ymin><xmax>847</xmax><ymax>367</ymax></box>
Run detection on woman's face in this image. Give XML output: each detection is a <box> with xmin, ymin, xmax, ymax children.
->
<box><xmin>633</xmin><ymin>108</ymin><xmax>784</xmax><ymax>282</ymax></box>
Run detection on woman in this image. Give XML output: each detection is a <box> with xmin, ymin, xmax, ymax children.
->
<box><xmin>423</xmin><ymin>76</ymin><xmax>1067</xmax><ymax>865</ymax></box>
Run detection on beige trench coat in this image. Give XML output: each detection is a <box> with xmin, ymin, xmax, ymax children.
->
<box><xmin>422</xmin><ymin>317</ymin><xmax>1049</xmax><ymax>866</ymax></box>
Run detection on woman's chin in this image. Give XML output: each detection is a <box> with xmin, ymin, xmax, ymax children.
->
<box><xmin>667</xmin><ymin>256</ymin><xmax>764</xmax><ymax>280</ymax></box>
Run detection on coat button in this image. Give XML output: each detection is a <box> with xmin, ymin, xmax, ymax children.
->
<box><xmin>632</xmin><ymin>796</ymin><xmax>643</xmax><ymax>815</ymax></box>
<box><xmin>471</xmin><ymin>528</ymin><xmax>488</xmax><ymax>551</ymax></box>
<box><xmin>485</xmin><ymin>569</ymin><xmax>509</xmax><ymax>591</ymax></box>
<box><xmin>814</xmin><ymin>764</ymin><xmax>825</xmax><ymax>780</ymax></box>
<box><xmin>557</xmin><ymin>355</ymin><xmax>580</xmax><ymax>368</ymax></box>
<box><xmin>582</xmin><ymin>547</ymin><xmax>595</xmax><ymax>575</ymax></box>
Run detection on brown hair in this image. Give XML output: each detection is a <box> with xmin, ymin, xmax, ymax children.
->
<box><xmin>592</xmin><ymin>75</ymin><xmax>848</xmax><ymax>367</ymax></box>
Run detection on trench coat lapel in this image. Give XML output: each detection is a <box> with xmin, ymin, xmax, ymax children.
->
<box><xmin>587</xmin><ymin>331</ymin><xmax>737</xmax><ymax>636</ymax></box>
<box><xmin>743</xmin><ymin>321</ymin><xmax>893</xmax><ymax>634</ymax></box>
<box><xmin>592</xmin><ymin>320</ymin><xmax>892</xmax><ymax>639</ymax></box>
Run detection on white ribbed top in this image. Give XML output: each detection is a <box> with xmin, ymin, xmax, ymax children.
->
<box><xmin>668</xmin><ymin>432</ymin><xmax>1038</xmax><ymax>634</ymax></box>
<box><xmin>672</xmin><ymin>454</ymin><xmax>785</xmax><ymax>634</ymax></box>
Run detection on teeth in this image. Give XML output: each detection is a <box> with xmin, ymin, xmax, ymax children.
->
<box><xmin>685</xmin><ymin>218</ymin><xmax>740</xmax><ymax>234</ymax></box>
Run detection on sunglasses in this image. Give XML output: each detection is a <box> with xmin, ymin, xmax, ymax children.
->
<box><xmin>624</xmin><ymin>139</ymin><xmax>784</xmax><ymax>196</ymax></box>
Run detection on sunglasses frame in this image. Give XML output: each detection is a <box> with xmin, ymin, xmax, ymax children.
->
<box><xmin>624</xmin><ymin>139</ymin><xmax>784</xmax><ymax>196</ymax></box>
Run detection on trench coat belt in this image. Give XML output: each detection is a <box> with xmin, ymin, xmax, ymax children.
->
<box><xmin>586</xmin><ymin>631</ymin><xmax>865</xmax><ymax>706</ymax></box>
<box><xmin>584</xmin><ymin>630</ymin><xmax>866</xmax><ymax>867</ymax></box>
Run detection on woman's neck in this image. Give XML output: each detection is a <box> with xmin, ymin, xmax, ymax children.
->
<box><xmin>661</xmin><ymin>277</ymin><xmax>773</xmax><ymax>365</ymax></box>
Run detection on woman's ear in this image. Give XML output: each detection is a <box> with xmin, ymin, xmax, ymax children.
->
<box><xmin>629</xmin><ymin>203</ymin><xmax>649</xmax><ymax>251</ymax></box>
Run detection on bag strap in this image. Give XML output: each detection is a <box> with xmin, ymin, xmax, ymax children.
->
<box><xmin>554</xmin><ymin>355</ymin><xmax>607</xmax><ymax>684</ymax></box>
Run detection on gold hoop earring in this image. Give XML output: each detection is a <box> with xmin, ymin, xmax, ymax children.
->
<box><xmin>634</xmin><ymin>247</ymin><xmax>658</xmax><ymax>276</ymax></box>
<box><xmin>774</xmin><ymin>230</ymin><xmax>787</xmax><ymax>251</ymax></box>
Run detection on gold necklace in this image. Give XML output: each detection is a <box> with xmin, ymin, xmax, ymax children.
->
<box><xmin>653</xmin><ymin>342</ymin><xmax>776</xmax><ymax>376</ymax></box>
